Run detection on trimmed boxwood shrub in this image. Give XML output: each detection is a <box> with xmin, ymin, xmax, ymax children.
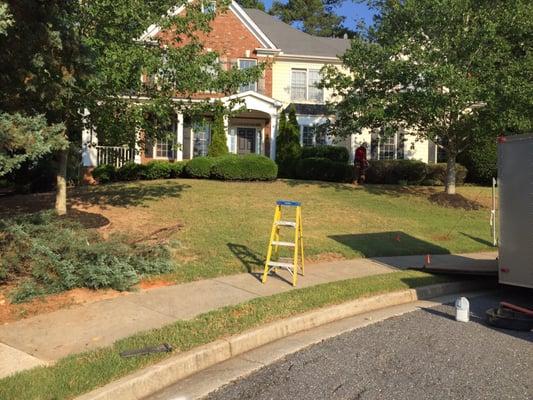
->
<box><xmin>93</xmin><ymin>164</ymin><xmax>117</xmax><ymax>183</ymax></box>
<box><xmin>391</xmin><ymin>160</ymin><xmax>427</xmax><ymax>184</ymax></box>
<box><xmin>184</xmin><ymin>156</ymin><xmax>218</xmax><ymax>179</ymax></box>
<box><xmin>168</xmin><ymin>161</ymin><xmax>187</xmax><ymax>178</ymax></box>
<box><xmin>426</xmin><ymin>163</ymin><xmax>467</xmax><ymax>186</ymax></box>
<box><xmin>211</xmin><ymin>154</ymin><xmax>277</xmax><ymax>181</ymax></box>
<box><xmin>301</xmin><ymin>145</ymin><xmax>350</xmax><ymax>163</ymax></box>
<box><xmin>458</xmin><ymin>140</ymin><xmax>496</xmax><ymax>185</ymax></box>
<box><xmin>295</xmin><ymin>157</ymin><xmax>353</xmax><ymax>182</ymax></box>
<box><xmin>116</xmin><ymin>162</ymin><xmax>145</xmax><ymax>181</ymax></box>
<box><xmin>366</xmin><ymin>160</ymin><xmax>467</xmax><ymax>186</ymax></box>
<box><xmin>141</xmin><ymin>161</ymin><xmax>173</xmax><ymax>180</ymax></box>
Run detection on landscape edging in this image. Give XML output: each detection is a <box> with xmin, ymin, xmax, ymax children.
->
<box><xmin>76</xmin><ymin>280</ymin><xmax>492</xmax><ymax>400</ymax></box>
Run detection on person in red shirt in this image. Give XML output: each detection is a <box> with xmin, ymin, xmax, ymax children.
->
<box><xmin>354</xmin><ymin>143</ymin><xmax>369</xmax><ymax>184</ymax></box>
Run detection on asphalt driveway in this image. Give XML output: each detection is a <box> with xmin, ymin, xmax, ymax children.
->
<box><xmin>206</xmin><ymin>289</ymin><xmax>532</xmax><ymax>400</ymax></box>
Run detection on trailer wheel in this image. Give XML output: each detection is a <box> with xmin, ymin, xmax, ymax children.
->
<box><xmin>486</xmin><ymin>307</ymin><xmax>533</xmax><ymax>331</ymax></box>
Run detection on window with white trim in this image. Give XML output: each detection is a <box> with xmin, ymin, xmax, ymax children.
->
<box><xmin>238</xmin><ymin>59</ymin><xmax>258</xmax><ymax>93</ymax></box>
<box><xmin>291</xmin><ymin>68</ymin><xmax>324</xmax><ymax>102</ymax></box>
<box><xmin>370</xmin><ymin>130</ymin><xmax>404</xmax><ymax>160</ymax></box>
<box><xmin>302</xmin><ymin>126</ymin><xmax>315</xmax><ymax>147</ymax></box>
<box><xmin>155</xmin><ymin>140</ymin><xmax>173</xmax><ymax>159</ymax></box>
<box><xmin>193</xmin><ymin>123</ymin><xmax>210</xmax><ymax>157</ymax></box>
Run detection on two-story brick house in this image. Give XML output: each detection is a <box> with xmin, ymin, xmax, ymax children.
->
<box><xmin>82</xmin><ymin>1</ymin><xmax>435</xmax><ymax>170</ymax></box>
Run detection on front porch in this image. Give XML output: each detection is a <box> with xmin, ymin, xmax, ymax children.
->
<box><xmin>82</xmin><ymin>92</ymin><xmax>283</xmax><ymax>169</ymax></box>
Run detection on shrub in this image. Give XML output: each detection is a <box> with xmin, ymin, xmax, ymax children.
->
<box><xmin>365</xmin><ymin>160</ymin><xmax>397</xmax><ymax>184</ymax></box>
<box><xmin>295</xmin><ymin>157</ymin><xmax>353</xmax><ymax>182</ymax></box>
<box><xmin>0</xmin><ymin>212</ymin><xmax>173</xmax><ymax>303</ymax></box>
<box><xmin>168</xmin><ymin>161</ymin><xmax>187</xmax><ymax>178</ymax></box>
<box><xmin>301</xmin><ymin>145</ymin><xmax>350</xmax><ymax>163</ymax></box>
<box><xmin>93</xmin><ymin>164</ymin><xmax>117</xmax><ymax>183</ymax></box>
<box><xmin>276</xmin><ymin>107</ymin><xmax>302</xmax><ymax>177</ymax></box>
<box><xmin>458</xmin><ymin>140</ymin><xmax>496</xmax><ymax>185</ymax></box>
<box><xmin>184</xmin><ymin>156</ymin><xmax>218</xmax><ymax>178</ymax></box>
<box><xmin>390</xmin><ymin>160</ymin><xmax>427</xmax><ymax>184</ymax></box>
<box><xmin>207</xmin><ymin>113</ymin><xmax>229</xmax><ymax>157</ymax></box>
<box><xmin>116</xmin><ymin>162</ymin><xmax>145</xmax><ymax>181</ymax></box>
<box><xmin>211</xmin><ymin>154</ymin><xmax>277</xmax><ymax>181</ymax></box>
<box><xmin>141</xmin><ymin>160</ymin><xmax>173</xmax><ymax>180</ymax></box>
<box><xmin>426</xmin><ymin>163</ymin><xmax>467</xmax><ymax>186</ymax></box>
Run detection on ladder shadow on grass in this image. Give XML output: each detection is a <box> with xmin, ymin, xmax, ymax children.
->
<box><xmin>227</xmin><ymin>243</ymin><xmax>265</xmax><ymax>282</ymax></box>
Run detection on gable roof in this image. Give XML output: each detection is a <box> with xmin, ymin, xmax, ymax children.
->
<box><xmin>243</xmin><ymin>9</ymin><xmax>350</xmax><ymax>58</ymax></box>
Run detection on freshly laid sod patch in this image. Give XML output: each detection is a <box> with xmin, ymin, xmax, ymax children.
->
<box><xmin>0</xmin><ymin>271</ymin><xmax>464</xmax><ymax>400</ymax></box>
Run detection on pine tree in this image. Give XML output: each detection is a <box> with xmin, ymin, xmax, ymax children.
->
<box><xmin>208</xmin><ymin>113</ymin><xmax>228</xmax><ymax>157</ymax></box>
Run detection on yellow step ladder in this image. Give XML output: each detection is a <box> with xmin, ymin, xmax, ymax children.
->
<box><xmin>262</xmin><ymin>200</ymin><xmax>304</xmax><ymax>286</ymax></box>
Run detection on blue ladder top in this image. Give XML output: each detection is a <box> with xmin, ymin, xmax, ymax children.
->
<box><xmin>276</xmin><ymin>200</ymin><xmax>301</xmax><ymax>207</ymax></box>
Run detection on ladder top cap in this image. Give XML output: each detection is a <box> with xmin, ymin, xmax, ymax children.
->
<box><xmin>276</xmin><ymin>200</ymin><xmax>301</xmax><ymax>207</ymax></box>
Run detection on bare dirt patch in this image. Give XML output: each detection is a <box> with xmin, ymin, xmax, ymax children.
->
<box><xmin>0</xmin><ymin>287</ymin><xmax>127</xmax><ymax>324</ymax></box>
<box><xmin>307</xmin><ymin>252</ymin><xmax>347</xmax><ymax>264</ymax></box>
<box><xmin>428</xmin><ymin>192</ymin><xmax>483</xmax><ymax>210</ymax></box>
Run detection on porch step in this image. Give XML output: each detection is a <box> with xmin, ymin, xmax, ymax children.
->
<box><xmin>272</xmin><ymin>241</ymin><xmax>295</xmax><ymax>247</ymax></box>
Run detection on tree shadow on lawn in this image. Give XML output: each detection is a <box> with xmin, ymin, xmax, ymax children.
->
<box><xmin>362</xmin><ymin>184</ymin><xmax>438</xmax><ymax>198</ymax></box>
<box><xmin>0</xmin><ymin>181</ymin><xmax>190</xmax><ymax>216</ymax></box>
<box><xmin>282</xmin><ymin>179</ymin><xmax>361</xmax><ymax>193</ymax></box>
<box><xmin>329</xmin><ymin>231</ymin><xmax>451</xmax><ymax>259</ymax></box>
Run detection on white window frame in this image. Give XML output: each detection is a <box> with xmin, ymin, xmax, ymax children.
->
<box><xmin>372</xmin><ymin>131</ymin><xmax>404</xmax><ymax>160</ymax></box>
<box><xmin>301</xmin><ymin>125</ymin><xmax>315</xmax><ymax>147</ymax></box>
<box><xmin>290</xmin><ymin>68</ymin><xmax>324</xmax><ymax>103</ymax></box>
<box><xmin>153</xmin><ymin>139</ymin><xmax>174</xmax><ymax>159</ymax></box>
<box><xmin>238</xmin><ymin>59</ymin><xmax>258</xmax><ymax>93</ymax></box>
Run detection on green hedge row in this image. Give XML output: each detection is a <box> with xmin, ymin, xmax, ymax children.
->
<box><xmin>93</xmin><ymin>160</ymin><xmax>186</xmax><ymax>184</ymax></box>
<box><xmin>295</xmin><ymin>157</ymin><xmax>353</xmax><ymax>183</ymax></box>
<box><xmin>365</xmin><ymin>160</ymin><xmax>467</xmax><ymax>185</ymax></box>
<box><xmin>301</xmin><ymin>145</ymin><xmax>350</xmax><ymax>163</ymax></box>
<box><xmin>93</xmin><ymin>155</ymin><xmax>277</xmax><ymax>183</ymax></box>
<box><xmin>186</xmin><ymin>154</ymin><xmax>277</xmax><ymax>181</ymax></box>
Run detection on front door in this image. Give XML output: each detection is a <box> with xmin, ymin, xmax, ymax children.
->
<box><xmin>237</xmin><ymin>128</ymin><xmax>256</xmax><ymax>155</ymax></box>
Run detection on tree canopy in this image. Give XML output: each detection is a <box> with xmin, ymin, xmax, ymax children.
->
<box><xmin>236</xmin><ymin>0</ymin><xmax>265</xmax><ymax>11</ymax></box>
<box><xmin>270</xmin><ymin>0</ymin><xmax>347</xmax><ymax>37</ymax></box>
<box><xmin>0</xmin><ymin>0</ymin><xmax>262</xmax><ymax>212</ymax></box>
<box><xmin>322</xmin><ymin>0</ymin><xmax>533</xmax><ymax>193</ymax></box>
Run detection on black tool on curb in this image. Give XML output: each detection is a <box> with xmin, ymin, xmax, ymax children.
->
<box><xmin>120</xmin><ymin>343</ymin><xmax>173</xmax><ymax>358</ymax></box>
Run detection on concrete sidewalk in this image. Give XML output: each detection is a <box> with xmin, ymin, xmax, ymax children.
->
<box><xmin>0</xmin><ymin>251</ymin><xmax>496</xmax><ymax>378</ymax></box>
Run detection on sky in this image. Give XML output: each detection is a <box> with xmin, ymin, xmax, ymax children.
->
<box><xmin>261</xmin><ymin>0</ymin><xmax>377</xmax><ymax>31</ymax></box>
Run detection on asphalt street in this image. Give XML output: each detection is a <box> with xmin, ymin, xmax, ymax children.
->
<box><xmin>206</xmin><ymin>289</ymin><xmax>532</xmax><ymax>400</ymax></box>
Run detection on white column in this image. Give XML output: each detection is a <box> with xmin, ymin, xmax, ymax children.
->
<box><xmin>134</xmin><ymin>128</ymin><xmax>142</xmax><ymax>164</ymax></box>
<box><xmin>81</xmin><ymin>108</ymin><xmax>98</xmax><ymax>167</ymax></box>
<box><xmin>176</xmin><ymin>112</ymin><xmax>184</xmax><ymax>161</ymax></box>
<box><xmin>270</xmin><ymin>114</ymin><xmax>277</xmax><ymax>161</ymax></box>
<box><xmin>224</xmin><ymin>115</ymin><xmax>231</xmax><ymax>153</ymax></box>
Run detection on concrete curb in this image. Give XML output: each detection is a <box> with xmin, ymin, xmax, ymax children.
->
<box><xmin>76</xmin><ymin>280</ymin><xmax>493</xmax><ymax>400</ymax></box>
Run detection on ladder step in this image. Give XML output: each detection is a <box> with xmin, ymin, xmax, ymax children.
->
<box><xmin>275</xmin><ymin>220</ymin><xmax>296</xmax><ymax>227</ymax></box>
<box><xmin>272</xmin><ymin>241</ymin><xmax>295</xmax><ymax>247</ymax></box>
<box><xmin>268</xmin><ymin>261</ymin><xmax>294</xmax><ymax>268</ymax></box>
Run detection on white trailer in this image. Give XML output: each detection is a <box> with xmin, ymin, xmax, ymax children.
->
<box><xmin>497</xmin><ymin>133</ymin><xmax>533</xmax><ymax>289</ymax></box>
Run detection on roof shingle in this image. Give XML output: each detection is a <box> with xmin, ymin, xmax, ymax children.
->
<box><xmin>243</xmin><ymin>8</ymin><xmax>350</xmax><ymax>58</ymax></box>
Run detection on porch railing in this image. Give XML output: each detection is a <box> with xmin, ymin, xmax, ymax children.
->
<box><xmin>96</xmin><ymin>146</ymin><xmax>135</xmax><ymax>168</ymax></box>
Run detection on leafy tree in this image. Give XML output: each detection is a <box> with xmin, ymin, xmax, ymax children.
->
<box><xmin>208</xmin><ymin>109</ymin><xmax>229</xmax><ymax>157</ymax></box>
<box><xmin>0</xmin><ymin>0</ymin><xmax>263</xmax><ymax>214</ymax></box>
<box><xmin>323</xmin><ymin>0</ymin><xmax>533</xmax><ymax>194</ymax></box>
<box><xmin>276</xmin><ymin>105</ymin><xmax>301</xmax><ymax>176</ymax></box>
<box><xmin>236</xmin><ymin>0</ymin><xmax>265</xmax><ymax>11</ymax></box>
<box><xmin>270</xmin><ymin>0</ymin><xmax>346</xmax><ymax>37</ymax></box>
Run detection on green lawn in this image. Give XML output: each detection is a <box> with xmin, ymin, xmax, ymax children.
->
<box><xmin>75</xmin><ymin>179</ymin><xmax>494</xmax><ymax>283</ymax></box>
<box><xmin>0</xmin><ymin>271</ymin><xmax>462</xmax><ymax>400</ymax></box>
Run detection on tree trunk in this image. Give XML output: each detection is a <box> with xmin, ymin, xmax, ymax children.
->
<box><xmin>55</xmin><ymin>149</ymin><xmax>68</xmax><ymax>215</ymax></box>
<box><xmin>445</xmin><ymin>154</ymin><xmax>457</xmax><ymax>195</ymax></box>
